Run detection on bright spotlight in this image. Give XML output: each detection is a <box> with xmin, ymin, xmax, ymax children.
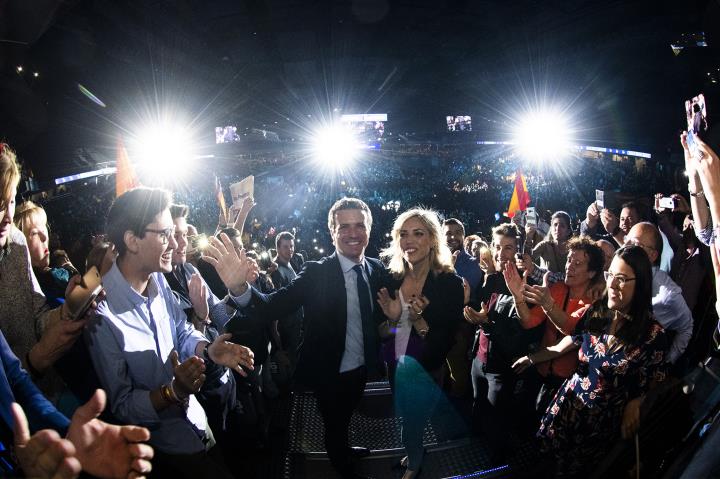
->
<box><xmin>311</xmin><ymin>125</ymin><xmax>360</xmax><ymax>170</ymax></box>
<box><xmin>513</xmin><ymin>110</ymin><xmax>572</xmax><ymax>161</ymax></box>
<box><xmin>134</xmin><ymin>123</ymin><xmax>195</xmax><ymax>182</ymax></box>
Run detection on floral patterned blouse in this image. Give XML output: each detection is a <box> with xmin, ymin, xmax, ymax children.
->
<box><xmin>537</xmin><ymin>319</ymin><xmax>668</xmax><ymax>477</ymax></box>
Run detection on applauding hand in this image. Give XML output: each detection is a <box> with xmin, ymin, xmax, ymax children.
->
<box><xmin>523</xmin><ymin>271</ymin><xmax>553</xmax><ymax>311</ymax></box>
<box><xmin>407</xmin><ymin>295</ymin><xmax>429</xmax><ymax>323</ymax></box>
<box><xmin>377</xmin><ymin>288</ymin><xmax>402</xmax><ymax>321</ymax></box>
<box><xmin>170</xmin><ymin>350</ymin><xmax>205</xmax><ymax>399</ymax></box>
<box><xmin>464</xmin><ymin>302</ymin><xmax>489</xmax><ymax>325</ymax></box>
<box><xmin>502</xmin><ymin>261</ymin><xmax>526</xmax><ymax>299</ymax></box>
<box><xmin>188</xmin><ymin>274</ymin><xmax>209</xmax><ymax>324</ymax></box>
<box><xmin>66</xmin><ymin>390</ymin><xmax>154</xmax><ymax>479</ymax></box>
<box><xmin>12</xmin><ymin>403</ymin><xmax>80</xmax><ymax>479</ymax></box>
<box><xmin>208</xmin><ymin>333</ymin><xmax>255</xmax><ymax>376</ymax></box>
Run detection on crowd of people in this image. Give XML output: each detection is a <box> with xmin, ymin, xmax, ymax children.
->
<box><xmin>0</xmin><ymin>126</ymin><xmax>717</xmax><ymax>479</ymax></box>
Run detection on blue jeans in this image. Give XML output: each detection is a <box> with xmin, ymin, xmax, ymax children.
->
<box><xmin>394</xmin><ymin>357</ymin><xmax>442</xmax><ymax>471</ymax></box>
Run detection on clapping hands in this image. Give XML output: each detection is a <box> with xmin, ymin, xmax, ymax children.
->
<box><xmin>377</xmin><ymin>288</ymin><xmax>402</xmax><ymax>321</ymax></box>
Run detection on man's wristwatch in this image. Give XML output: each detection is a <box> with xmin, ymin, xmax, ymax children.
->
<box><xmin>202</xmin><ymin>342</ymin><xmax>212</xmax><ymax>362</ymax></box>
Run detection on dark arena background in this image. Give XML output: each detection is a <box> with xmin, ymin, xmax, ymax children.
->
<box><xmin>2</xmin><ymin>1</ymin><xmax>720</xmax><ymax>478</ymax></box>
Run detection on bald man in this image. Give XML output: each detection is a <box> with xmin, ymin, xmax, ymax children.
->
<box><xmin>624</xmin><ymin>222</ymin><xmax>693</xmax><ymax>363</ymax></box>
<box><xmin>597</xmin><ymin>239</ymin><xmax>616</xmax><ymax>272</ymax></box>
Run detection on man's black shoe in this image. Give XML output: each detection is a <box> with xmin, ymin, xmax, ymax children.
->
<box><xmin>348</xmin><ymin>446</ymin><xmax>371</xmax><ymax>458</ymax></box>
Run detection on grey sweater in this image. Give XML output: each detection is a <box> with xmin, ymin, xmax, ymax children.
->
<box><xmin>0</xmin><ymin>228</ymin><xmax>62</xmax><ymax>399</ymax></box>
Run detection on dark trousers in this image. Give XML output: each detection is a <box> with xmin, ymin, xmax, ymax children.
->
<box><xmin>150</xmin><ymin>446</ymin><xmax>233</xmax><ymax>479</ymax></box>
<box><xmin>314</xmin><ymin>366</ymin><xmax>367</xmax><ymax>477</ymax></box>
<box><xmin>197</xmin><ymin>371</ymin><xmax>237</xmax><ymax>442</ymax></box>
<box><xmin>470</xmin><ymin>357</ymin><xmax>516</xmax><ymax>458</ymax></box>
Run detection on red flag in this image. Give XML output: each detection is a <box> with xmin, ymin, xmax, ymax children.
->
<box><xmin>506</xmin><ymin>170</ymin><xmax>531</xmax><ymax>218</ymax></box>
<box><xmin>115</xmin><ymin>136</ymin><xmax>139</xmax><ymax>197</ymax></box>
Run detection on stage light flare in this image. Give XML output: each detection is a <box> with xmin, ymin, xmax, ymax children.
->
<box><xmin>311</xmin><ymin>125</ymin><xmax>360</xmax><ymax>170</ymax></box>
<box><xmin>78</xmin><ymin>84</ymin><xmax>107</xmax><ymax>108</ymax></box>
<box><xmin>133</xmin><ymin>123</ymin><xmax>196</xmax><ymax>183</ymax></box>
<box><xmin>196</xmin><ymin>236</ymin><xmax>209</xmax><ymax>250</ymax></box>
<box><xmin>513</xmin><ymin>110</ymin><xmax>572</xmax><ymax>161</ymax></box>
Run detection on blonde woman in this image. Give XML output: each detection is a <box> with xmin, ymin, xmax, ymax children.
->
<box><xmin>14</xmin><ymin>201</ymin><xmax>78</xmax><ymax>307</ymax></box>
<box><xmin>376</xmin><ymin>207</ymin><xmax>464</xmax><ymax>479</ymax></box>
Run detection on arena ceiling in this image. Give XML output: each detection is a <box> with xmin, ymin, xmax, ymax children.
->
<box><xmin>0</xmin><ymin>0</ymin><xmax>718</xmax><ymax>178</ymax></box>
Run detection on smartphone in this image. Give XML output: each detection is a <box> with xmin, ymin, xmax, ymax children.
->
<box><xmin>659</xmin><ymin>197</ymin><xmax>677</xmax><ymax>210</ymax></box>
<box><xmin>595</xmin><ymin>189</ymin><xmax>619</xmax><ymax>212</ymax></box>
<box><xmin>65</xmin><ymin>267</ymin><xmax>102</xmax><ymax>320</ymax></box>
<box><xmin>515</xmin><ymin>234</ymin><xmax>525</xmax><ymax>260</ymax></box>
<box><xmin>686</xmin><ymin>93</ymin><xmax>708</xmax><ymax>159</ymax></box>
<box><xmin>526</xmin><ymin>207</ymin><xmax>538</xmax><ymax>227</ymax></box>
<box><xmin>595</xmin><ymin>189</ymin><xmax>605</xmax><ymax>209</ymax></box>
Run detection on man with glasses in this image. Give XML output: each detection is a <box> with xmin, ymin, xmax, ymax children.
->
<box><xmin>85</xmin><ymin>187</ymin><xmax>254</xmax><ymax>478</ymax></box>
<box><xmin>164</xmin><ymin>204</ymin><xmax>245</xmax><ymax>453</ymax></box>
<box><xmin>624</xmin><ymin>222</ymin><xmax>693</xmax><ymax>363</ymax></box>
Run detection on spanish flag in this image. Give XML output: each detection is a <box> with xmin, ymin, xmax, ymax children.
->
<box><xmin>115</xmin><ymin>136</ymin><xmax>139</xmax><ymax>197</ymax></box>
<box><xmin>215</xmin><ymin>175</ymin><xmax>228</xmax><ymax>226</ymax></box>
<box><xmin>506</xmin><ymin>169</ymin><xmax>531</xmax><ymax>218</ymax></box>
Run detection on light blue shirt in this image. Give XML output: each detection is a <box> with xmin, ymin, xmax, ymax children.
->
<box><xmin>84</xmin><ymin>262</ymin><xmax>209</xmax><ymax>454</ymax></box>
<box><xmin>177</xmin><ymin>262</ymin><xmax>238</xmax><ymax>331</ymax></box>
<box><xmin>659</xmin><ymin>230</ymin><xmax>674</xmax><ymax>273</ymax></box>
<box><xmin>336</xmin><ymin>252</ymin><xmax>373</xmax><ymax>373</ymax></box>
<box><xmin>652</xmin><ymin>267</ymin><xmax>693</xmax><ymax>363</ymax></box>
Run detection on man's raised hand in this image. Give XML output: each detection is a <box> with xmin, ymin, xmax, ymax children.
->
<box><xmin>203</xmin><ymin>233</ymin><xmax>251</xmax><ymax>296</ymax></box>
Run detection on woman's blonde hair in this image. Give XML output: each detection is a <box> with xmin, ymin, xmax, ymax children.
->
<box><xmin>14</xmin><ymin>201</ymin><xmax>47</xmax><ymax>236</ymax></box>
<box><xmin>381</xmin><ymin>207</ymin><xmax>455</xmax><ymax>278</ymax></box>
<box><xmin>0</xmin><ymin>144</ymin><xmax>21</xmax><ymax>205</ymax></box>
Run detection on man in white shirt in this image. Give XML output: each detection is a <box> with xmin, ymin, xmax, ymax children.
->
<box><xmin>624</xmin><ymin>222</ymin><xmax>693</xmax><ymax>363</ymax></box>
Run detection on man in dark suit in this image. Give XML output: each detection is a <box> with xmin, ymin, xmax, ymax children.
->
<box><xmin>205</xmin><ymin>198</ymin><xmax>386</xmax><ymax>479</ymax></box>
<box><xmin>270</xmin><ymin>231</ymin><xmax>304</xmax><ymax>376</ymax></box>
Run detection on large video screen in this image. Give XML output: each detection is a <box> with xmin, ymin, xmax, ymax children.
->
<box><xmin>215</xmin><ymin>126</ymin><xmax>240</xmax><ymax>144</ymax></box>
<box><xmin>340</xmin><ymin>113</ymin><xmax>387</xmax><ymax>142</ymax></box>
<box><xmin>446</xmin><ymin>115</ymin><xmax>472</xmax><ymax>132</ymax></box>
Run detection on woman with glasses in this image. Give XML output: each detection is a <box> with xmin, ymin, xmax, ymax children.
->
<box><xmin>376</xmin><ymin>207</ymin><xmax>464</xmax><ymax>479</ymax></box>
<box><xmin>526</xmin><ymin>246</ymin><xmax>668</xmax><ymax>477</ymax></box>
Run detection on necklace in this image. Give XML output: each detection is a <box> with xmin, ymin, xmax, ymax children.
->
<box><xmin>402</xmin><ymin>271</ymin><xmax>428</xmax><ymax>299</ymax></box>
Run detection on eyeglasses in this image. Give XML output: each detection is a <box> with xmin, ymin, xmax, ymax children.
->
<box><xmin>604</xmin><ymin>271</ymin><xmax>636</xmax><ymax>288</ymax></box>
<box><xmin>624</xmin><ymin>237</ymin><xmax>655</xmax><ymax>251</ymax></box>
<box><xmin>144</xmin><ymin>227</ymin><xmax>175</xmax><ymax>244</ymax></box>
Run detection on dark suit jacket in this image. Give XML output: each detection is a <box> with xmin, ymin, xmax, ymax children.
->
<box><xmin>382</xmin><ymin>271</ymin><xmax>464</xmax><ymax>372</ymax></box>
<box><xmin>244</xmin><ymin>252</ymin><xmax>388</xmax><ymax>388</ymax></box>
<box><xmin>0</xmin><ymin>330</ymin><xmax>68</xmax><ymax>436</ymax></box>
